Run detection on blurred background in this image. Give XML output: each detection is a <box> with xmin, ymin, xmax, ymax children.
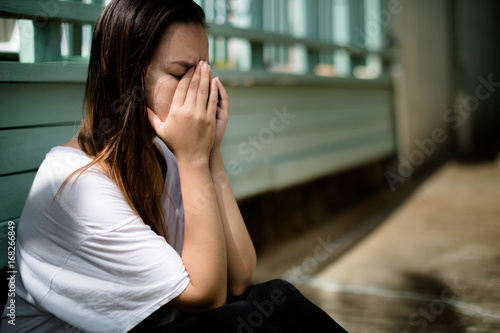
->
<box><xmin>1</xmin><ymin>0</ymin><xmax>499</xmax><ymax>331</ymax></box>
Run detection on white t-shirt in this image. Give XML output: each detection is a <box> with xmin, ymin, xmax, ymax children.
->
<box><xmin>0</xmin><ymin>138</ymin><xmax>190</xmax><ymax>333</ymax></box>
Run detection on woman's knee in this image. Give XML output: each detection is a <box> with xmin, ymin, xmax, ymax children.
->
<box><xmin>263</xmin><ymin>279</ymin><xmax>297</xmax><ymax>296</ymax></box>
<box><xmin>245</xmin><ymin>279</ymin><xmax>297</xmax><ymax>305</ymax></box>
<box><xmin>266</xmin><ymin>278</ymin><xmax>295</xmax><ymax>290</ymax></box>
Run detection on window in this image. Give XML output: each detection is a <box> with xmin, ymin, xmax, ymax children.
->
<box><xmin>196</xmin><ymin>0</ymin><xmax>391</xmax><ymax>79</ymax></box>
<box><xmin>0</xmin><ymin>0</ymin><xmax>391</xmax><ymax>80</ymax></box>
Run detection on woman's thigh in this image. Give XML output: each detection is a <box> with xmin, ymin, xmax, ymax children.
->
<box><xmin>134</xmin><ymin>279</ymin><xmax>347</xmax><ymax>333</ymax></box>
<box><xmin>148</xmin><ymin>299</ymin><xmax>283</xmax><ymax>332</ymax></box>
<box><xmin>243</xmin><ymin>279</ymin><xmax>347</xmax><ymax>332</ymax></box>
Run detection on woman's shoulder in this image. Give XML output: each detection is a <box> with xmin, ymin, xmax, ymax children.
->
<box><xmin>61</xmin><ymin>137</ymin><xmax>80</xmax><ymax>150</ymax></box>
<box><xmin>35</xmin><ymin>140</ymin><xmax>105</xmax><ymax>198</ymax></box>
<box><xmin>43</xmin><ymin>138</ymin><xmax>93</xmax><ymax>172</ymax></box>
<box><xmin>36</xmin><ymin>142</ymin><xmax>139</xmax><ymax>233</ymax></box>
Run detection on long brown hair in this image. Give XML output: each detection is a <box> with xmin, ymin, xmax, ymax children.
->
<box><xmin>66</xmin><ymin>0</ymin><xmax>206</xmax><ymax>238</ymax></box>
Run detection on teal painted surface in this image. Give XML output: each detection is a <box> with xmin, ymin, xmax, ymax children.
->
<box><xmin>0</xmin><ymin>125</ymin><xmax>79</xmax><ymax>175</ymax></box>
<box><xmin>0</xmin><ymin>172</ymin><xmax>36</xmax><ymax>222</ymax></box>
<box><xmin>0</xmin><ymin>220</ymin><xmax>18</xmax><ymax>268</ymax></box>
<box><xmin>0</xmin><ymin>62</ymin><xmax>88</xmax><ymax>83</ymax></box>
<box><xmin>0</xmin><ymin>0</ymin><xmax>103</xmax><ymax>24</ymax></box>
<box><xmin>0</xmin><ymin>83</ymin><xmax>84</xmax><ymax>128</ymax></box>
<box><xmin>219</xmin><ymin>85</ymin><xmax>394</xmax><ymax>198</ymax></box>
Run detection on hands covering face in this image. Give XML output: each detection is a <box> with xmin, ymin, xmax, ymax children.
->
<box><xmin>147</xmin><ymin>61</ymin><xmax>229</xmax><ymax>165</ymax></box>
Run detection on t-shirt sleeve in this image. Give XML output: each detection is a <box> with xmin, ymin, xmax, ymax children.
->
<box><xmin>37</xmin><ymin>168</ymin><xmax>190</xmax><ymax>332</ymax></box>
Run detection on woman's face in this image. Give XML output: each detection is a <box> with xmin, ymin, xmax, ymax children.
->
<box><xmin>145</xmin><ymin>22</ymin><xmax>209</xmax><ymax>122</ymax></box>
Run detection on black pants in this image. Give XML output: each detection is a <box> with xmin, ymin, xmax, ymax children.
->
<box><xmin>132</xmin><ymin>279</ymin><xmax>348</xmax><ymax>333</ymax></box>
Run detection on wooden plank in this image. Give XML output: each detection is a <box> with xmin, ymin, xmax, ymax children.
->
<box><xmin>228</xmin><ymin>166</ymin><xmax>271</xmax><ymax>200</ymax></box>
<box><xmin>18</xmin><ymin>19</ymin><xmax>63</xmax><ymax>62</ymax></box>
<box><xmin>273</xmin><ymin>140</ymin><xmax>394</xmax><ymax>189</ymax></box>
<box><xmin>66</xmin><ymin>0</ymin><xmax>84</xmax><ymax>57</ymax></box>
<box><xmin>0</xmin><ymin>83</ymin><xmax>84</xmax><ymax>128</ymax></box>
<box><xmin>221</xmin><ymin>125</ymin><xmax>392</xmax><ymax>165</ymax></box>
<box><xmin>0</xmin><ymin>125</ymin><xmax>79</xmax><ymax>175</ymax></box>
<box><xmin>230</xmin><ymin>139</ymin><xmax>394</xmax><ymax>200</ymax></box>
<box><xmin>270</xmin><ymin>126</ymin><xmax>393</xmax><ymax>164</ymax></box>
<box><xmin>0</xmin><ymin>62</ymin><xmax>392</xmax><ymax>88</ymax></box>
<box><xmin>222</xmin><ymin>85</ymin><xmax>392</xmax><ymax>143</ymax></box>
<box><xmin>215</xmin><ymin>69</ymin><xmax>393</xmax><ymax>88</ymax></box>
<box><xmin>34</xmin><ymin>19</ymin><xmax>62</xmax><ymax>62</ymax></box>
<box><xmin>224</xmin><ymin>86</ymin><xmax>391</xmax><ymax>115</ymax></box>
<box><xmin>227</xmin><ymin>129</ymin><xmax>395</xmax><ymax>199</ymax></box>
<box><xmin>0</xmin><ymin>0</ymin><xmax>104</xmax><ymax>24</ymax></box>
<box><xmin>224</xmin><ymin>108</ymin><xmax>387</xmax><ymax>141</ymax></box>
<box><xmin>0</xmin><ymin>172</ymin><xmax>35</xmax><ymax>222</ymax></box>
<box><xmin>0</xmin><ymin>62</ymin><xmax>88</xmax><ymax>82</ymax></box>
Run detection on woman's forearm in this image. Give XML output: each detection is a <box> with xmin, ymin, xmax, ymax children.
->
<box><xmin>176</xmin><ymin>159</ymin><xmax>228</xmax><ymax>310</ymax></box>
<box><xmin>210</xmin><ymin>150</ymin><xmax>256</xmax><ymax>296</ymax></box>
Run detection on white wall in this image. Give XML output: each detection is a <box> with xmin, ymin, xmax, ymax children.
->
<box><xmin>390</xmin><ymin>0</ymin><xmax>453</xmax><ymax>171</ymax></box>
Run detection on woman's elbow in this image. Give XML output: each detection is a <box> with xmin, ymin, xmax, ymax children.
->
<box><xmin>200</xmin><ymin>292</ymin><xmax>227</xmax><ymax>311</ymax></box>
<box><xmin>229</xmin><ymin>272</ymin><xmax>254</xmax><ymax>297</ymax></box>
<box><xmin>229</xmin><ymin>255</ymin><xmax>257</xmax><ymax>296</ymax></box>
<box><xmin>170</xmin><ymin>283</ymin><xmax>227</xmax><ymax>313</ymax></box>
<box><xmin>196</xmin><ymin>287</ymin><xmax>228</xmax><ymax>311</ymax></box>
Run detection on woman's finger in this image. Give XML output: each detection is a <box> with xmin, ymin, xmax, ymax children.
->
<box><xmin>216</xmin><ymin>77</ymin><xmax>229</xmax><ymax>118</ymax></box>
<box><xmin>146</xmin><ymin>106</ymin><xmax>163</xmax><ymax>133</ymax></box>
<box><xmin>184</xmin><ymin>61</ymin><xmax>204</xmax><ymax>110</ymax></box>
<box><xmin>170</xmin><ymin>66</ymin><xmax>195</xmax><ymax>110</ymax></box>
<box><xmin>207</xmin><ymin>78</ymin><xmax>219</xmax><ymax>119</ymax></box>
<box><xmin>196</xmin><ymin>62</ymin><xmax>211</xmax><ymax>114</ymax></box>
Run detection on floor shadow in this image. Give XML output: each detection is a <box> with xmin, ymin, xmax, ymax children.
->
<box><xmin>328</xmin><ymin>271</ymin><xmax>470</xmax><ymax>332</ymax></box>
<box><xmin>395</xmin><ymin>272</ymin><xmax>467</xmax><ymax>333</ymax></box>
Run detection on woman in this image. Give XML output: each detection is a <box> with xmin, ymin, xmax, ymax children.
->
<box><xmin>1</xmin><ymin>0</ymin><xmax>347</xmax><ymax>332</ymax></box>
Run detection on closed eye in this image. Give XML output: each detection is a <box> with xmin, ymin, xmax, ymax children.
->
<box><xmin>171</xmin><ymin>74</ymin><xmax>183</xmax><ymax>80</ymax></box>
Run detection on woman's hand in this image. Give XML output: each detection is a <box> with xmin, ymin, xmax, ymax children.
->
<box><xmin>147</xmin><ymin>61</ymin><xmax>219</xmax><ymax>166</ymax></box>
<box><xmin>212</xmin><ymin>77</ymin><xmax>229</xmax><ymax>153</ymax></box>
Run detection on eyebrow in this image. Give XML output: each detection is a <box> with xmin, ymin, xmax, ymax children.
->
<box><xmin>167</xmin><ymin>59</ymin><xmax>210</xmax><ymax>68</ymax></box>
<box><xmin>168</xmin><ymin>60</ymin><xmax>197</xmax><ymax>68</ymax></box>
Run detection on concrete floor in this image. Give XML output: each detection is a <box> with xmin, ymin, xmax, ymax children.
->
<box><xmin>255</xmin><ymin>160</ymin><xmax>500</xmax><ymax>332</ymax></box>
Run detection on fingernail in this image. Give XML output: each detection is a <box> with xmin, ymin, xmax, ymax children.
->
<box><xmin>197</xmin><ymin>61</ymin><xmax>204</xmax><ymax>69</ymax></box>
<box><xmin>203</xmin><ymin>63</ymin><xmax>210</xmax><ymax>72</ymax></box>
